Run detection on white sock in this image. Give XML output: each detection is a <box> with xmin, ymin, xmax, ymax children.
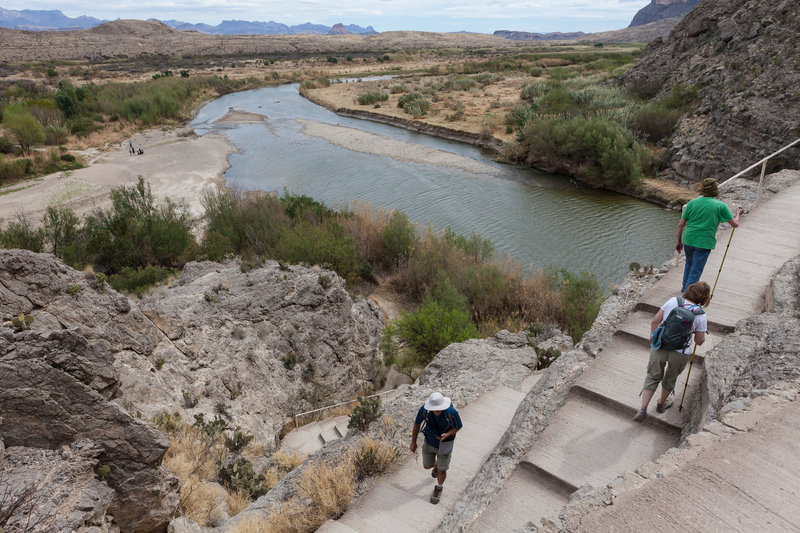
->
<box><xmin>435</xmin><ymin>483</ymin><xmax>443</xmax><ymax>488</ymax></box>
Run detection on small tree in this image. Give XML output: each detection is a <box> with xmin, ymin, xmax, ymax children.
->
<box><xmin>2</xmin><ymin>106</ymin><xmax>45</xmax><ymax>152</ymax></box>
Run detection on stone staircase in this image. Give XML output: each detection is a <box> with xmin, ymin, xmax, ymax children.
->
<box><xmin>315</xmin><ymin>178</ymin><xmax>800</xmax><ymax>532</ymax></box>
<box><xmin>280</xmin><ymin>415</ymin><xmax>352</xmax><ymax>456</ymax></box>
<box><xmin>317</xmin><ymin>377</ymin><xmax>541</xmax><ymax>533</ymax></box>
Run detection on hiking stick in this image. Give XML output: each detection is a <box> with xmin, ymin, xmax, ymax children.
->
<box><xmin>710</xmin><ymin>224</ymin><xmax>738</xmax><ymax>303</ymax></box>
<box><xmin>678</xmin><ymin>342</ymin><xmax>699</xmax><ymax>412</ymax></box>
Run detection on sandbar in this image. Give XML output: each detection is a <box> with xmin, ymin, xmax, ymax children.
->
<box><xmin>296</xmin><ymin>118</ymin><xmax>502</xmax><ymax>176</ymax></box>
<box><xmin>0</xmin><ymin>127</ymin><xmax>236</xmax><ymax>225</ymax></box>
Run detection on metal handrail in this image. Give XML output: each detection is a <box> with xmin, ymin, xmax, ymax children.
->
<box><xmin>719</xmin><ymin>137</ymin><xmax>800</xmax><ymax>207</ymax></box>
<box><xmin>293</xmin><ymin>388</ymin><xmax>397</xmax><ymax>428</ymax></box>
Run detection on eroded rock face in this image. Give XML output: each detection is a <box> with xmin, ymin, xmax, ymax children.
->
<box><xmin>620</xmin><ymin>0</ymin><xmax>800</xmax><ymax>184</ymax></box>
<box><xmin>0</xmin><ymin>251</ymin><xmax>385</xmax><ymax>531</ymax></box>
<box><xmin>0</xmin><ymin>440</ymin><xmax>115</xmax><ymax>532</ymax></box>
<box><xmin>133</xmin><ymin>259</ymin><xmax>385</xmax><ymax>440</ymax></box>
<box><xmin>629</xmin><ymin>0</ymin><xmax>700</xmax><ymax>27</ymax></box>
<box><xmin>0</xmin><ymin>249</ymin><xmax>179</xmax><ymax>532</ymax></box>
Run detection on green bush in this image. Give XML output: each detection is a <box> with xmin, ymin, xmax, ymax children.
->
<box><xmin>357</xmin><ymin>92</ymin><xmax>388</xmax><ymax>105</ymax></box>
<box><xmin>44</xmin><ymin>125</ymin><xmax>69</xmax><ymax>145</ymax></box>
<box><xmin>0</xmin><ymin>214</ymin><xmax>45</xmax><ymax>252</ymax></box>
<box><xmin>628</xmin><ymin>105</ymin><xmax>683</xmax><ymax>143</ymax></box>
<box><xmin>392</xmin><ymin>295</ymin><xmax>477</xmax><ymax>364</ymax></box>
<box><xmin>83</xmin><ymin>177</ymin><xmax>196</xmax><ymax>273</ymax></box>
<box><xmin>44</xmin><ymin>206</ymin><xmax>86</xmax><ymax>267</ymax></box>
<box><xmin>397</xmin><ymin>92</ymin><xmax>430</xmax><ymax>117</ymax></box>
<box><xmin>0</xmin><ymin>156</ymin><xmax>33</xmax><ymax>183</ymax></box>
<box><xmin>108</xmin><ymin>265</ymin><xmax>177</xmax><ymax>297</ymax></box>
<box><xmin>0</xmin><ymin>136</ymin><xmax>15</xmax><ymax>154</ymax></box>
<box><xmin>348</xmin><ymin>396</ymin><xmax>382</xmax><ymax>431</ymax></box>
<box><xmin>380</xmin><ymin>211</ymin><xmax>416</xmax><ymax>268</ymax></box>
<box><xmin>519</xmin><ymin>115</ymin><xmax>644</xmax><ymax>189</ymax></box>
<box><xmin>2</xmin><ymin>105</ymin><xmax>45</xmax><ymax>152</ymax></box>
<box><xmin>557</xmin><ymin>269</ymin><xmax>604</xmax><ymax>341</ymax></box>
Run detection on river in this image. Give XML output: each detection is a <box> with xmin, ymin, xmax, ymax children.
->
<box><xmin>191</xmin><ymin>82</ymin><xmax>679</xmax><ymax>289</ymax></box>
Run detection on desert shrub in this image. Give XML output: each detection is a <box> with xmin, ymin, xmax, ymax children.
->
<box><xmin>389</xmin><ymin>84</ymin><xmax>409</xmax><ymax>94</ymax></box>
<box><xmin>350</xmin><ymin>436</ymin><xmax>398</xmax><ymax>480</ymax></box>
<box><xmin>108</xmin><ymin>265</ymin><xmax>177</xmax><ymax>297</ymax></box>
<box><xmin>535</xmin><ymin>345</ymin><xmax>562</xmax><ymax>369</ymax></box>
<box><xmin>276</xmin><ymin>222</ymin><xmax>358</xmax><ymax>280</ymax></box>
<box><xmin>628</xmin><ymin>105</ymin><xmax>683</xmax><ymax>143</ymax></box>
<box><xmin>0</xmin><ymin>136</ymin><xmax>15</xmax><ymax>154</ymax></box>
<box><xmin>43</xmin><ymin>125</ymin><xmax>69</xmax><ymax>145</ymax></box>
<box><xmin>556</xmin><ymin>269</ymin><xmax>603</xmax><ymax>340</ymax></box>
<box><xmin>356</xmin><ymin>92</ymin><xmax>388</xmax><ymax>105</ymax></box>
<box><xmin>392</xmin><ymin>294</ymin><xmax>477</xmax><ymax>364</ymax></box>
<box><xmin>0</xmin><ymin>213</ymin><xmax>45</xmax><ymax>252</ymax></box>
<box><xmin>627</xmin><ymin>77</ymin><xmax>663</xmax><ymax>100</ymax></box>
<box><xmin>0</xmin><ymin>156</ymin><xmax>33</xmax><ymax>183</ymax></box>
<box><xmin>379</xmin><ymin>210</ymin><xmax>416</xmax><ymax>268</ymax></box>
<box><xmin>660</xmin><ymin>83</ymin><xmax>700</xmax><ymax>110</ymax></box>
<box><xmin>347</xmin><ymin>396</ymin><xmax>381</xmax><ymax>431</ymax></box>
<box><xmin>518</xmin><ymin>115</ymin><xmax>644</xmax><ymax>189</ymax></box>
<box><xmin>2</xmin><ymin>105</ymin><xmax>45</xmax><ymax>152</ymax></box>
<box><xmin>397</xmin><ymin>91</ymin><xmax>430</xmax><ymax>116</ymax></box>
<box><xmin>83</xmin><ymin>177</ymin><xmax>196</xmax><ymax>273</ymax></box>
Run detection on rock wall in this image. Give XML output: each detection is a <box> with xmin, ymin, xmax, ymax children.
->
<box><xmin>0</xmin><ymin>250</ymin><xmax>385</xmax><ymax>531</ymax></box>
<box><xmin>620</xmin><ymin>0</ymin><xmax>800</xmax><ymax>184</ymax></box>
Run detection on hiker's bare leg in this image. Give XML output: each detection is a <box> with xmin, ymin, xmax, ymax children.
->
<box><xmin>424</xmin><ymin>462</ymin><xmax>436</xmax><ymax>470</ymax></box>
<box><xmin>640</xmin><ymin>388</ymin><xmax>656</xmax><ymax>410</ymax></box>
<box><xmin>437</xmin><ymin>470</ymin><xmax>446</xmax><ymax>485</ymax></box>
<box><xmin>658</xmin><ymin>388</ymin><xmax>671</xmax><ymax>405</ymax></box>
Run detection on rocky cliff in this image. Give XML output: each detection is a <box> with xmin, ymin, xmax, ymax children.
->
<box><xmin>620</xmin><ymin>0</ymin><xmax>800</xmax><ymax>184</ymax></box>
<box><xmin>629</xmin><ymin>0</ymin><xmax>700</xmax><ymax>27</ymax></box>
<box><xmin>0</xmin><ymin>250</ymin><xmax>385</xmax><ymax>531</ymax></box>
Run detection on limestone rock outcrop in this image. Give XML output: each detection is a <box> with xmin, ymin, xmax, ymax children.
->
<box><xmin>0</xmin><ymin>250</ymin><xmax>385</xmax><ymax>531</ymax></box>
<box><xmin>620</xmin><ymin>0</ymin><xmax>800</xmax><ymax>184</ymax></box>
<box><xmin>0</xmin><ymin>249</ymin><xmax>179</xmax><ymax>532</ymax></box>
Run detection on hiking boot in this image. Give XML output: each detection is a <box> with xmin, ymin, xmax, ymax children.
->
<box><xmin>632</xmin><ymin>409</ymin><xmax>647</xmax><ymax>423</ymax></box>
<box><xmin>656</xmin><ymin>398</ymin><xmax>674</xmax><ymax>413</ymax></box>
<box><xmin>431</xmin><ymin>466</ymin><xmax>439</xmax><ymax>479</ymax></box>
<box><xmin>430</xmin><ymin>485</ymin><xmax>443</xmax><ymax>504</ymax></box>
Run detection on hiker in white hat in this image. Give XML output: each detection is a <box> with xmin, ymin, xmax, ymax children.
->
<box><xmin>410</xmin><ymin>391</ymin><xmax>463</xmax><ymax>504</ymax></box>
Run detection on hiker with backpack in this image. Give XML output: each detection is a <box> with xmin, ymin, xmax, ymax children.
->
<box><xmin>410</xmin><ymin>392</ymin><xmax>462</xmax><ymax>504</ymax></box>
<box><xmin>633</xmin><ymin>281</ymin><xmax>710</xmax><ymax>422</ymax></box>
<box><xmin>676</xmin><ymin>178</ymin><xmax>744</xmax><ymax>292</ymax></box>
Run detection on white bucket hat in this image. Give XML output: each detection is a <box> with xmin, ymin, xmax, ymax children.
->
<box><xmin>424</xmin><ymin>392</ymin><xmax>451</xmax><ymax>411</ymax></box>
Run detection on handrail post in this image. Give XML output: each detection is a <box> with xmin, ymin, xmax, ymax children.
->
<box><xmin>756</xmin><ymin>160</ymin><xmax>767</xmax><ymax>207</ymax></box>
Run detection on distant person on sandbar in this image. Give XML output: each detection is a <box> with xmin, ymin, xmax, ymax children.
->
<box><xmin>410</xmin><ymin>392</ymin><xmax>462</xmax><ymax>504</ymax></box>
<box><xmin>633</xmin><ymin>281</ymin><xmax>709</xmax><ymax>422</ymax></box>
<box><xmin>676</xmin><ymin>178</ymin><xmax>743</xmax><ymax>291</ymax></box>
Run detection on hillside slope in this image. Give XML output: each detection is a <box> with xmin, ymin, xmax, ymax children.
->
<box><xmin>620</xmin><ymin>0</ymin><xmax>800</xmax><ymax>183</ymax></box>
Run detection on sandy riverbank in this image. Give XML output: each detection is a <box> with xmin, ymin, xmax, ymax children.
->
<box><xmin>296</xmin><ymin>118</ymin><xmax>503</xmax><ymax>175</ymax></box>
<box><xmin>0</xmin><ymin>127</ymin><xmax>238</xmax><ymax>225</ymax></box>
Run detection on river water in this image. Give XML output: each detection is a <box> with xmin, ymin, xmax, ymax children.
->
<box><xmin>191</xmin><ymin>83</ymin><xmax>678</xmax><ymax>289</ymax></box>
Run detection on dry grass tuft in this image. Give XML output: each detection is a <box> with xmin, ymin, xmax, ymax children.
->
<box><xmin>297</xmin><ymin>459</ymin><xmax>355</xmax><ymax>526</ymax></box>
<box><xmin>179</xmin><ymin>480</ymin><xmax>227</xmax><ymax>526</ymax></box>
<box><xmin>226</xmin><ymin>514</ymin><xmax>275</xmax><ymax>533</ymax></box>
<box><xmin>349</xmin><ymin>436</ymin><xmax>398</xmax><ymax>480</ymax></box>
<box><xmin>225</xmin><ymin>487</ymin><xmax>253</xmax><ymax>517</ymax></box>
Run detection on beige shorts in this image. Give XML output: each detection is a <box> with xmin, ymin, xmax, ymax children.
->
<box><xmin>422</xmin><ymin>440</ymin><xmax>453</xmax><ymax>471</ymax></box>
<box><xmin>643</xmin><ymin>347</ymin><xmax>690</xmax><ymax>392</ymax></box>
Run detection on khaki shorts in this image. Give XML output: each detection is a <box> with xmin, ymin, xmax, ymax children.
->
<box><xmin>422</xmin><ymin>440</ymin><xmax>453</xmax><ymax>471</ymax></box>
<box><xmin>643</xmin><ymin>347</ymin><xmax>690</xmax><ymax>392</ymax></box>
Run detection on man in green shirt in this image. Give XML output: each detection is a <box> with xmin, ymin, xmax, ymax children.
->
<box><xmin>676</xmin><ymin>178</ymin><xmax>743</xmax><ymax>291</ymax></box>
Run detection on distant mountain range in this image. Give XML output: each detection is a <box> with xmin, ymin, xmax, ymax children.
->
<box><xmin>628</xmin><ymin>0</ymin><xmax>701</xmax><ymax>27</ymax></box>
<box><xmin>493</xmin><ymin>30</ymin><xmax>586</xmax><ymax>41</ymax></box>
<box><xmin>0</xmin><ymin>6</ymin><xmax>376</xmax><ymax>35</ymax></box>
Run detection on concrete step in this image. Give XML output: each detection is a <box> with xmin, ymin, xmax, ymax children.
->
<box><xmin>574</xmin><ymin>334</ymin><xmax>704</xmax><ymax>430</ymax></box>
<box><xmin>469</xmin><ymin>461</ymin><xmax>576</xmax><ymax>532</ymax></box>
<box><xmin>324</xmin><ymin>385</ymin><xmax>527</xmax><ymax>533</ymax></box>
<box><xmin>518</xmin><ymin>371</ymin><xmax>543</xmax><ymax>393</ymax></box>
<box><xmin>524</xmin><ymin>393</ymin><xmax>680</xmax><ymax>491</ymax></box>
<box><xmin>316</xmin><ymin>520</ymin><xmax>361</xmax><ymax>533</ymax></box>
<box><xmin>617</xmin><ymin>309</ymin><xmax>723</xmax><ymax>358</ymax></box>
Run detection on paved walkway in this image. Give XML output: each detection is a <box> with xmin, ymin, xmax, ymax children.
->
<box><xmin>319</xmin><ymin>178</ymin><xmax>800</xmax><ymax>532</ymax></box>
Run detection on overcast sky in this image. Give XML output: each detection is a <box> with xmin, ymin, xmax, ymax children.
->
<box><xmin>3</xmin><ymin>0</ymin><xmax>650</xmax><ymax>33</ymax></box>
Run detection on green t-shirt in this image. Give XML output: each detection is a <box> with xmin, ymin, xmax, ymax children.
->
<box><xmin>681</xmin><ymin>196</ymin><xmax>733</xmax><ymax>250</ymax></box>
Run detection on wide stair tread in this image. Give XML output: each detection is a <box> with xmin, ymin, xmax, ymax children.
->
<box><xmin>524</xmin><ymin>392</ymin><xmax>680</xmax><ymax>491</ymax></box>
<box><xmin>575</xmin><ymin>334</ymin><xmax>704</xmax><ymax>430</ymax></box>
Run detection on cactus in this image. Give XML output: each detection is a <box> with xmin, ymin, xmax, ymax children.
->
<box><xmin>11</xmin><ymin>313</ymin><xmax>34</xmax><ymax>331</ymax></box>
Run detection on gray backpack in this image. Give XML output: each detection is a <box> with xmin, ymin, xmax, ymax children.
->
<box><xmin>660</xmin><ymin>298</ymin><xmax>704</xmax><ymax>350</ymax></box>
